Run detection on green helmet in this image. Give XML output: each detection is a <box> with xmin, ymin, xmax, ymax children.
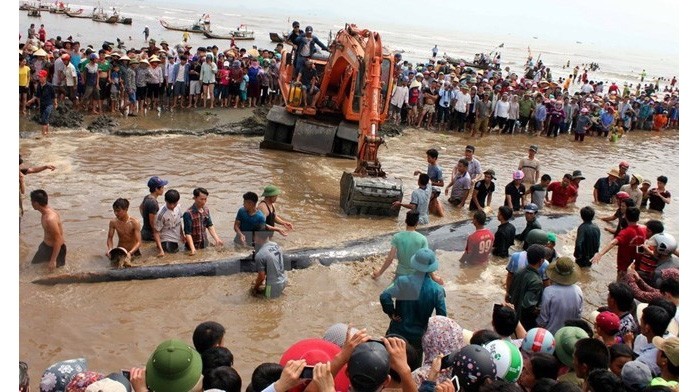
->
<box><xmin>526</xmin><ymin>229</ymin><xmax>548</xmax><ymax>245</ymax></box>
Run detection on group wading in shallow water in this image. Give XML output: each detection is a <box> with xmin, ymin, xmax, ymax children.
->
<box><xmin>19</xmin><ymin>18</ymin><xmax>679</xmax><ymax>392</ymax></box>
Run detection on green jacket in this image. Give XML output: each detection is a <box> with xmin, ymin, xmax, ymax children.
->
<box><xmin>380</xmin><ymin>274</ymin><xmax>447</xmax><ymax>343</ymax></box>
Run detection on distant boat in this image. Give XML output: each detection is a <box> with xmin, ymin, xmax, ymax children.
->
<box><xmin>28</xmin><ymin>8</ymin><xmax>41</xmax><ymax>17</ymax></box>
<box><xmin>533</xmin><ymin>36</ymin><xmax>538</xmax><ymax>39</ymax></box>
<box><xmin>65</xmin><ymin>9</ymin><xmax>90</xmax><ymax>18</ymax></box>
<box><xmin>576</xmin><ymin>41</ymin><xmax>582</xmax><ymax>44</ymax></box>
<box><xmin>204</xmin><ymin>25</ymin><xmax>255</xmax><ymax>40</ymax></box>
<box><xmin>269</xmin><ymin>32</ymin><xmax>287</xmax><ymax>43</ymax></box>
<box><xmin>92</xmin><ymin>8</ymin><xmax>119</xmax><ymax>23</ymax></box>
<box><xmin>160</xmin><ymin>19</ymin><xmax>209</xmax><ymax>33</ymax></box>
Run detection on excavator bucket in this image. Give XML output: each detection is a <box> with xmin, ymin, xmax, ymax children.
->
<box><xmin>340</xmin><ymin>172</ymin><xmax>403</xmax><ymax>216</ymax></box>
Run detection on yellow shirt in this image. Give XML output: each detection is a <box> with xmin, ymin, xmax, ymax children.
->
<box><xmin>19</xmin><ymin>65</ymin><xmax>31</xmax><ymax>87</ymax></box>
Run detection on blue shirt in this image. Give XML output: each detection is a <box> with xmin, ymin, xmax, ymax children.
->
<box><xmin>410</xmin><ymin>184</ymin><xmax>432</xmax><ymax>225</ymax></box>
<box><xmin>235</xmin><ymin>208</ymin><xmax>266</xmax><ymax>246</ymax></box>
<box><xmin>536</xmin><ymin>284</ymin><xmax>583</xmax><ymax>334</ymax></box>
<box><xmin>427</xmin><ymin>164</ymin><xmax>443</xmax><ymax>191</ymax></box>
<box><xmin>506</xmin><ymin>251</ymin><xmax>549</xmax><ymax>281</ymax></box>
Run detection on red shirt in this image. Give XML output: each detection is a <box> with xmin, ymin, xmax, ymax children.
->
<box><xmin>547</xmin><ymin>182</ymin><xmax>577</xmax><ymax>207</ymax></box>
<box><xmin>615</xmin><ymin>224</ymin><xmax>646</xmax><ymax>272</ymax></box>
<box><xmin>461</xmin><ymin>228</ymin><xmax>494</xmax><ymax>264</ymax></box>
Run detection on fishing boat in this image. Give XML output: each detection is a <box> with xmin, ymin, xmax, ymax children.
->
<box><xmin>65</xmin><ymin>8</ymin><xmax>90</xmax><ymax>18</ymax></box>
<box><xmin>92</xmin><ymin>7</ymin><xmax>119</xmax><ymax>23</ymax></box>
<box><xmin>19</xmin><ymin>3</ymin><xmax>32</xmax><ymax>10</ymax></box>
<box><xmin>119</xmin><ymin>17</ymin><xmax>132</xmax><ymax>25</ymax></box>
<box><xmin>28</xmin><ymin>8</ymin><xmax>41</xmax><ymax>17</ymax></box>
<box><xmin>159</xmin><ymin>19</ymin><xmax>209</xmax><ymax>33</ymax></box>
<box><xmin>269</xmin><ymin>32</ymin><xmax>287</xmax><ymax>43</ymax></box>
<box><xmin>204</xmin><ymin>29</ymin><xmax>255</xmax><ymax>40</ymax></box>
<box><xmin>49</xmin><ymin>2</ymin><xmax>70</xmax><ymax>13</ymax></box>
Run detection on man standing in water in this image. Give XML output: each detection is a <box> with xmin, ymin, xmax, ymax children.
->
<box><xmin>252</xmin><ymin>224</ymin><xmax>288</xmax><ymax>298</ymax></box>
<box><xmin>30</xmin><ymin>189</ymin><xmax>66</xmax><ymax>269</ymax></box>
<box><xmin>140</xmin><ymin>176</ymin><xmax>168</xmax><ymax>242</ymax></box>
<box><xmin>518</xmin><ymin>145</ymin><xmax>540</xmax><ymax>188</ymax></box>
<box><xmin>183</xmin><ymin>187</ymin><xmax>224</xmax><ymax>256</ymax></box>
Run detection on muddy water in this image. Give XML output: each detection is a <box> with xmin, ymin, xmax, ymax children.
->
<box><xmin>19</xmin><ymin>126</ymin><xmax>678</xmax><ymax>384</ymax></box>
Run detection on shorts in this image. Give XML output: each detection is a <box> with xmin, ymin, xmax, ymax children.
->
<box><xmin>239</xmin><ymin>91</ymin><xmax>247</xmax><ymax>101</ymax></box>
<box><xmin>301</xmin><ymin>85</ymin><xmax>319</xmax><ymax>95</ymax></box>
<box><xmin>189</xmin><ymin>80</ymin><xmax>202</xmax><ymax>95</ymax></box>
<box><xmin>110</xmin><ymin>91</ymin><xmax>120</xmax><ymax>101</ymax></box>
<box><xmin>99</xmin><ymin>78</ymin><xmax>110</xmax><ymax>100</ymax></box>
<box><xmin>390</xmin><ymin>103</ymin><xmax>402</xmax><ymax>114</ymax></box>
<box><xmin>128</xmin><ymin>91</ymin><xmax>136</xmax><ymax>103</ymax></box>
<box><xmin>422</xmin><ymin>104</ymin><xmax>435</xmax><ymax>114</ymax></box>
<box><xmin>136</xmin><ymin>86</ymin><xmax>147</xmax><ymax>100</ymax></box>
<box><xmin>147</xmin><ymin>83</ymin><xmax>160</xmax><ymax>99</ymax></box>
<box><xmin>173</xmin><ymin>81</ymin><xmax>187</xmax><ymax>97</ymax></box>
<box><xmin>31</xmin><ymin>241</ymin><xmax>66</xmax><ymax>266</ymax></box>
<box><xmin>475</xmin><ymin>117</ymin><xmax>489</xmax><ymax>133</ymax></box>
<box><xmin>19</xmin><ymin>86</ymin><xmax>29</xmax><ymax>95</ymax></box>
<box><xmin>228</xmin><ymin>82</ymin><xmax>240</xmax><ymax>97</ymax></box>
<box><xmin>83</xmin><ymin>85</ymin><xmax>98</xmax><ymax>101</ymax></box>
<box><xmin>64</xmin><ymin>85</ymin><xmax>76</xmax><ymax>99</ymax></box>
<box><xmin>161</xmin><ymin>241</ymin><xmax>180</xmax><ymax>253</ymax></box>
<box><xmin>39</xmin><ymin>105</ymin><xmax>53</xmax><ymax>125</ymax></box>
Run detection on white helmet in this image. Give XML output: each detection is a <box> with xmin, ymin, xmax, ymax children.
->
<box><xmin>647</xmin><ymin>233</ymin><xmax>677</xmax><ymax>256</ymax></box>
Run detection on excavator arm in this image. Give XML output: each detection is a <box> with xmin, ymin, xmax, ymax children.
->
<box><xmin>354</xmin><ymin>27</ymin><xmax>386</xmax><ymax>177</ymax></box>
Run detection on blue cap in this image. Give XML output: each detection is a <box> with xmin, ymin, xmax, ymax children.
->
<box><xmin>147</xmin><ymin>176</ymin><xmax>168</xmax><ymax>189</ymax></box>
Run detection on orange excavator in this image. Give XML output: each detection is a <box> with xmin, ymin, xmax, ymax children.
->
<box><xmin>261</xmin><ymin>23</ymin><xmax>403</xmax><ymax>216</ymax></box>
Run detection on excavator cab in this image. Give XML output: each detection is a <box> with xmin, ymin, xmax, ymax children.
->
<box><xmin>262</xmin><ymin>24</ymin><xmax>403</xmax><ymax>216</ymax></box>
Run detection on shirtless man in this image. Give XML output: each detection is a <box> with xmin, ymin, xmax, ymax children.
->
<box><xmin>106</xmin><ymin>198</ymin><xmax>142</xmax><ymax>266</ymax></box>
<box><xmin>417</xmin><ymin>80</ymin><xmax>439</xmax><ymax>129</ymax></box>
<box><xmin>30</xmin><ymin>189</ymin><xmax>66</xmax><ymax>269</ymax></box>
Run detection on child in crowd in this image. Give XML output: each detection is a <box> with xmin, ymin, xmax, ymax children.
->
<box><xmin>414</xmin><ymin>149</ymin><xmax>444</xmax><ymax>217</ymax></box>
<box><xmin>492</xmin><ymin>206</ymin><xmax>515</xmax><ymax>258</ymax></box>
<box><xmin>106</xmin><ymin>198</ymin><xmax>142</xmax><ymax>266</ymax></box>
<box><xmin>527</xmin><ymin>174</ymin><xmax>551</xmax><ymax>211</ymax></box>
<box><xmin>109</xmin><ymin>63</ymin><xmax>122</xmax><ymax>114</ymax></box>
<box><xmin>574</xmin><ymin>206</ymin><xmax>601</xmax><ymax>268</ymax></box>
<box><xmin>153</xmin><ymin>189</ymin><xmax>184</xmax><ymax>257</ymax></box>
<box><xmin>239</xmin><ymin>68</ymin><xmax>249</xmax><ymax>108</ymax></box>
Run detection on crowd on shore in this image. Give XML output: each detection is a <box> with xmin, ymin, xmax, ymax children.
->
<box><xmin>20</xmin><ymin>21</ymin><xmax>680</xmax><ymax>392</ymax></box>
<box><xmin>19</xmin><ymin>22</ymin><xmax>679</xmax><ymax>139</ymax></box>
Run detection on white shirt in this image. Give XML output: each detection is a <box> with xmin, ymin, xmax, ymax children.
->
<box><xmin>494</xmin><ymin>100</ymin><xmax>510</xmax><ymax>118</ymax></box>
<box><xmin>454</xmin><ymin>90</ymin><xmax>471</xmax><ymax>113</ymax></box>
<box><xmin>390</xmin><ymin>85</ymin><xmax>408</xmax><ymax>108</ymax></box>
<box><xmin>63</xmin><ymin>63</ymin><xmax>77</xmax><ymax>87</ymax></box>
<box><xmin>154</xmin><ymin>205</ymin><xmax>183</xmax><ymax>244</ymax></box>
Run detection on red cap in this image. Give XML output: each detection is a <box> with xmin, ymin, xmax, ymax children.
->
<box><xmin>595</xmin><ymin>311</ymin><xmax>620</xmax><ymax>335</ymax></box>
<box><xmin>619</xmin><ymin>161</ymin><xmax>630</xmax><ymax>169</ymax></box>
<box><xmin>615</xmin><ymin>191</ymin><xmax>630</xmax><ymax>201</ymax></box>
<box><xmin>280</xmin><ymin>339</ymin><xmax>350</xmax><ymax>392</ymax></box>
<box><xmin>38</xmin><ymin>70</ymin><xmax>48</xmax><ymax>78</ymax></box>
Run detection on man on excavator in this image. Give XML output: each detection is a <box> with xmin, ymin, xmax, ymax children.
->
<box><xmin>293</xmin><ymin>26</ymin><xmax>329</xmax><ymax>75</ymax></box>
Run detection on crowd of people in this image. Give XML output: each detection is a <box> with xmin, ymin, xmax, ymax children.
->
<box><xmin>20</xmin><ymin>21</ymin><xmax>679</xmax><ymax>392</ymax></box>
<box><xmin>388</xmin><ymin>52</ymin><xmax>679</xmax><ymax>139</ymax></box>
<box><xmin>20</xmin><ymin>138</ymin><xmax>679</xmax><ymax>391</ymax></box>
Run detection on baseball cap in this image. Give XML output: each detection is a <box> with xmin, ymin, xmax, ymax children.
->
<box><xmin>146</xmin><ymin>339</ymin><xmax>202</xmax><ymax>392</ymax></box>
<box><xmin>615</xmin><ymin>191</ymin><xmax>630</xmax><ymax>201</ymax></box>
<box><xmin>595</xmin><ymin>311</ymin><xmax>620</xmax><ymax>335</ymax></box>
<box><xmin>465</xmin><ymin>145</ymin><xmax>475</xmax><ymax>152</ymax></box>
<box><xmin>147</xmin><ymin>176</ymin><xmax>168</xmax><ymax>189</ymax></box>
<box><xmin>38</xmin><ymin>70</ymin><xmax>49</xmax><ymax>78</ymax></box>
<box><xmin>484</xmin><ymin>169</ymin><xmax>496</xmax><ymax>180</ymax></box>
<box><xmin>513</xmin><ymin>170</ymin><xmax>525</xmax><ymax>180</ymax></box>
<box><xmin>529</xmin><ymin>144</ymin><xmax>539</xmax><ymax>153</ymax></box>
<box><xmin>305</xmin><ymin>26</ymin><xmax>313</xmax><ymax>33</ymax></box>
<box><xmin>619</xmin><ymin>161</ymin><xmax>630</xmax><ymax>169</ymax></box>
<box><xmin>621</xmin><ymin>360</ymin><xmax>652</xmax><ymax>392</ymax></box>
<box><xmin>523</xmin><ymin>203</ymin><xmax>538</xmax><ymax>213</ymax></box>
<box><xmin>348</xmin><ymin>341</ymin><xmax>390</xmax><ymax>392</ymax></box>
<box><xmin>652</xmin><ymin>336</ymin><xmax>679</xmax><ymax>366</ymax></box>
